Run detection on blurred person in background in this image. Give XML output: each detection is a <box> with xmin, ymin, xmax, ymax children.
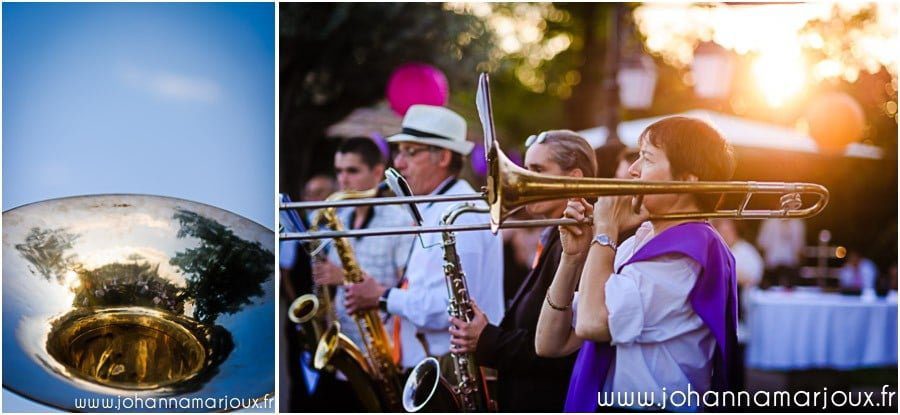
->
<box><xmin>614</xmin><ymin>148</ymin><xmax>640</xmax><ymax>180</ymax></box>
<box><xmin>302</xmin><ymin>173</ymin><xmax>337</xmax><ymax>204</ymax></box>
<box><xmin>713</xmin><ymin>219</ymin><xmax>764</xmax><ymax>293</ymax></box>
<box><xmin>756</xmin><ymin>218</ymin><xmax>806</xmax><ymax>288</ymax></box>
<box><xmin>838</xmin><ymin>248</ymin><xmax>879</xmax><ymax>293</ymax></box>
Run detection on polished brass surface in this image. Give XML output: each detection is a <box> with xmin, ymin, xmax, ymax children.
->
<box><xmin>288</xmin><ymin>294</ymin><xmax>320</xmax><ymax>324</ymax></box>
<box><xmin>46</xmin><ymin>308</ymin><xmax>207</xmax><ymax>390</ymax></box>
<box><xmin>3</xmin><ymin>195</ymin><xmax>274</xmax><ymax>411</ymax></box>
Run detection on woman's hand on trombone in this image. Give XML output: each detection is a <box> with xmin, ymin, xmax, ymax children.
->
<box><xmin>559</xmin><ymin>198</ymin><xmax>593</xmax><ymax>258</ymax></box>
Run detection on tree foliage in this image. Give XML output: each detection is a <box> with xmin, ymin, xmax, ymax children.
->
<box><xmin>280</xmin><ymin>3</ymin><xmax>495</xmax><ymax>197</ymax></box>
<box><xmin>170</xmin><ymin>209</ymin><xmax>274</xmax><ymax>324</ymax></box>
<box><xmin>15</xmin><ymin>227</ymin><xmax>80</xmax><ymax>284</ymax></box>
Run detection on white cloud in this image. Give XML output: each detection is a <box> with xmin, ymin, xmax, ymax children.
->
<box><xmin>119</xmin><ymin>64</ymin><xmax>222</xmax><ymax>103</ymax></box>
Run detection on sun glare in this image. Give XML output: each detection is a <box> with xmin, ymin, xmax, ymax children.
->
<box><xmin>752</xmin><ymin>47</ymin><xmax>808</xmax><ymax>107</ymax></box>
<box><xmin>65</xmin><ymin>270</ymin><xmax>81</xmax><ymax>290</ymax></box>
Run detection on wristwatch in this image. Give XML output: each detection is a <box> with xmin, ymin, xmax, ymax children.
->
<box><xmin>378</xmin><ymin>288</ymin><xmax>392</xmax><ymax>313</ymax></box>
<box><xmin>591</xmin><ymin>233</ymin><xmax>618</xmax><ymax>252</ymax></box>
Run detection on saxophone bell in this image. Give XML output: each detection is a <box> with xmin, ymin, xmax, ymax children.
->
<box><xmin>313</xmin><ymin>323</ymin><xmax>339</xmax><ymax>370</ymax></box>
<box><xmin>288</xmin><ymin>294</ymin><xmax>319</xmax><ymax>324</ymax></box>
<box><xmin>403</xmin><ymin>357</ymin><xmax>461</xmax><ymax>412</ymax></box>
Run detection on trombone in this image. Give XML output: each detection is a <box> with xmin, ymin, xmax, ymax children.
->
<box><xmin>281</xmin><ymin>143</ymin><xmax>829</xmax><ymax>241</ymax></box>
<box><xmin>282</xmin><ymin>72</ymin><xmax>829</xmax><ymax>241</ymax></box>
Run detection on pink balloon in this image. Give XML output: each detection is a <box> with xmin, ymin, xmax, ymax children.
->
<box><xmin>386</xmin><ymin>63</ymin><xmax>449</xmax><ymax>116</ymax></box>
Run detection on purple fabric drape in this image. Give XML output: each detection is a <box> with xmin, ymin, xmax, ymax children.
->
<box><xmin>564</xmin><ymin>222</ymin><xmax>738</xmax><ymax>412</ymax></box>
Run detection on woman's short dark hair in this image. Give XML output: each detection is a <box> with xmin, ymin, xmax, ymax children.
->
<box><xmin>337</xmin><ymin>137</ymin><xmax>385</xmax><ymax>169</ymax></box>
<box><xmin>639</xmin><ymin>116</ymin><xmax>736</xmax><ymax>211</ymax></box>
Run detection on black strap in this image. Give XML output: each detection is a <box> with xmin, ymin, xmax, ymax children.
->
<box><xmin>402</xmin><ymin>127</ymin><xmax>454</xmax><ymax>141</ymax></box>
<box><xmin>397</xmin><ymin>176</ymin><xmax>459</xmax><ymax>285</ymax></box>
<box><xmin>426</xmin><ymin>177</ymin><xmax>458</xmax><ymax>209</ymax></box>
<box><xmin>348</xmin><ymin>205</ymin><xmax>376</xmax><ymax>241</ymax></box>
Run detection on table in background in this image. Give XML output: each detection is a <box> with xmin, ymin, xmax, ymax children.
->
<box><xmin>745</xmin><ymin>288</ymin><xmax>898</xmax><ymax>370</ymax></box>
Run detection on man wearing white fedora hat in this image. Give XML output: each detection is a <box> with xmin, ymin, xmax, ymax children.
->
<box><xmin>345</xmin><ymin>104</ymin><xmax>505</xmax><ymax>372</ymax></box>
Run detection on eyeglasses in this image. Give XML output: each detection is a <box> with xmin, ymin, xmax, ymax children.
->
<box><xmin>525</xmin><ymin>132</ymin><xmax>549</xmax><ymax>147</ymax></box>
<box><xmin>393</xmin><ymin>145</ymin><xmax>439</xmax><ymax>160</ymax></box>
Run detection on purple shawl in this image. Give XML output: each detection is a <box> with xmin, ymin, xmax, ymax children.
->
<box><xmin>564</xmin><ymin>222</ymin><xmax>738</xmax><ymax>412</ymax></box>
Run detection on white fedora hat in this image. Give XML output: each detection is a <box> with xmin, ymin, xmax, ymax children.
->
<box><xmin>386</xmin><ymin>104</ymin><xmax>475</xmax><ymax>155</ymax></box>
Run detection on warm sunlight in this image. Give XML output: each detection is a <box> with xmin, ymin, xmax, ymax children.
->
<box><xmin>752</xmin><ymin>46</ymin><xmax>808</xmax><ymax>107</ymax></box>
<box><xmin>64</xmin><ymin>269</ymin><xmax>81</xmax><ymax>290</ymax></box>
<box><xmin>635</xmin><ymin>2</ymin><xmax>898</xmax><ymax>109</ymax></box>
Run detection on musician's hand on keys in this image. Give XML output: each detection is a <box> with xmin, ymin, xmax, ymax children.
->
<box><xmin>312</xmin><ymin>259</ymin><xmax>344</xmax><ymax>286</ymax></box>
<box><xmin>344</xmin><ymin>273</ymin><xmax>386</xmax><ymax>315</ymax></box>
<box><xmin>448</xmin><ymin>302</ymin><xmax>488</xmax><ymax>354</ymax></box>
<box><xmin>559</xmin><ymin>198</ymin><xmax>593</xmax><ymax>258</ymax></box>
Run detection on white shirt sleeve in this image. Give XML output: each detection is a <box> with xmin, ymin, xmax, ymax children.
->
<box><xmin>734</xmin><ymin>241</ymin><xmax>764</xmax><ymax>287</ymax></box>
<box><xmin>604</xmin><ymin>254</ymin><xmax>703</xmax><ymax>346</ymax></box>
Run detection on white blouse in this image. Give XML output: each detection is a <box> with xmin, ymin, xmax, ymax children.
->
<box><xmin>582</xmin><ymin>222</ymin><xmax>716</xmax><ymax>411</ymax></box>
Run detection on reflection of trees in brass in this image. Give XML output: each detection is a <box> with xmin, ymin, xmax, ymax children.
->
<box><xmin>170</xmin><ymin>210</ymin><xmax>274</xmax><ymax>324</ymax></box>
<box><xmin>14</xmin><ymin>227</ymin><xmax>80</xmax><ymax>283</ymax></box>
<box><xmin>73</xmin><ymin>261</ymin><xmax>185</xmax><ymax>314</ymax></box>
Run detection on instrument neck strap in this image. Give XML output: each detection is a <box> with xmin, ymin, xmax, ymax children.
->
<box><xmin>348</xmin><ymin>205</ymin><xmax>376</xmax><ymax>240</ymax></box>
<box><xmin>426</xmin><ymin>177</ymin><xmax>458</xmax><ymax>209</ymax></box>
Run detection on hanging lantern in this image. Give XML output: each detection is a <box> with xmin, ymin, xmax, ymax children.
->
<box><xmin>691</xmin><ymin>41</ymin><xmax>734</xmax><ymax>99</ymax></box>
<box><xmin>617</xmin><ymin>54</ymin><xmax>658</xmax><ymax>110</ymax></box>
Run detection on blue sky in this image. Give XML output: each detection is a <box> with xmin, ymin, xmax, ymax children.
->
<box><xmin>2</xmin><ymin>3</ymin><xmax>274</xmax><ymax>411</ymax></box>
<box><xmin>3</xmin><ymin>2</ymin><xmax>274</xmax><ymax>228</ymax></box>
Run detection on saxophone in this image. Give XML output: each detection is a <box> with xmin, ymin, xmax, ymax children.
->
<box><xmin>311</xmin><ymin>189</ymin><xmax>405</xmax><ymax>412</ymax></box>
<box><xmin>402</xmin><ymin>202</ymin><xmax>496</xmax><ymax>412</ymax></box>
<box><xmin>288</xmin><ymin>232</ymin><xmax>337</xmax><ymax>351</ymax></box>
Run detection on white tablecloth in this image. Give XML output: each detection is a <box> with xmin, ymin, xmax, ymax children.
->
<box><xmin>745</xmin><ymin>289</ymin><xmax>898</xmax><ymax>370</ymax></box>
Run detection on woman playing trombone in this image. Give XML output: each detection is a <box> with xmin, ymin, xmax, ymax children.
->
<box><xmin>535</xmin><ymin>116</ymin><xmax>740</xmax><ymax>412</ymax></box>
